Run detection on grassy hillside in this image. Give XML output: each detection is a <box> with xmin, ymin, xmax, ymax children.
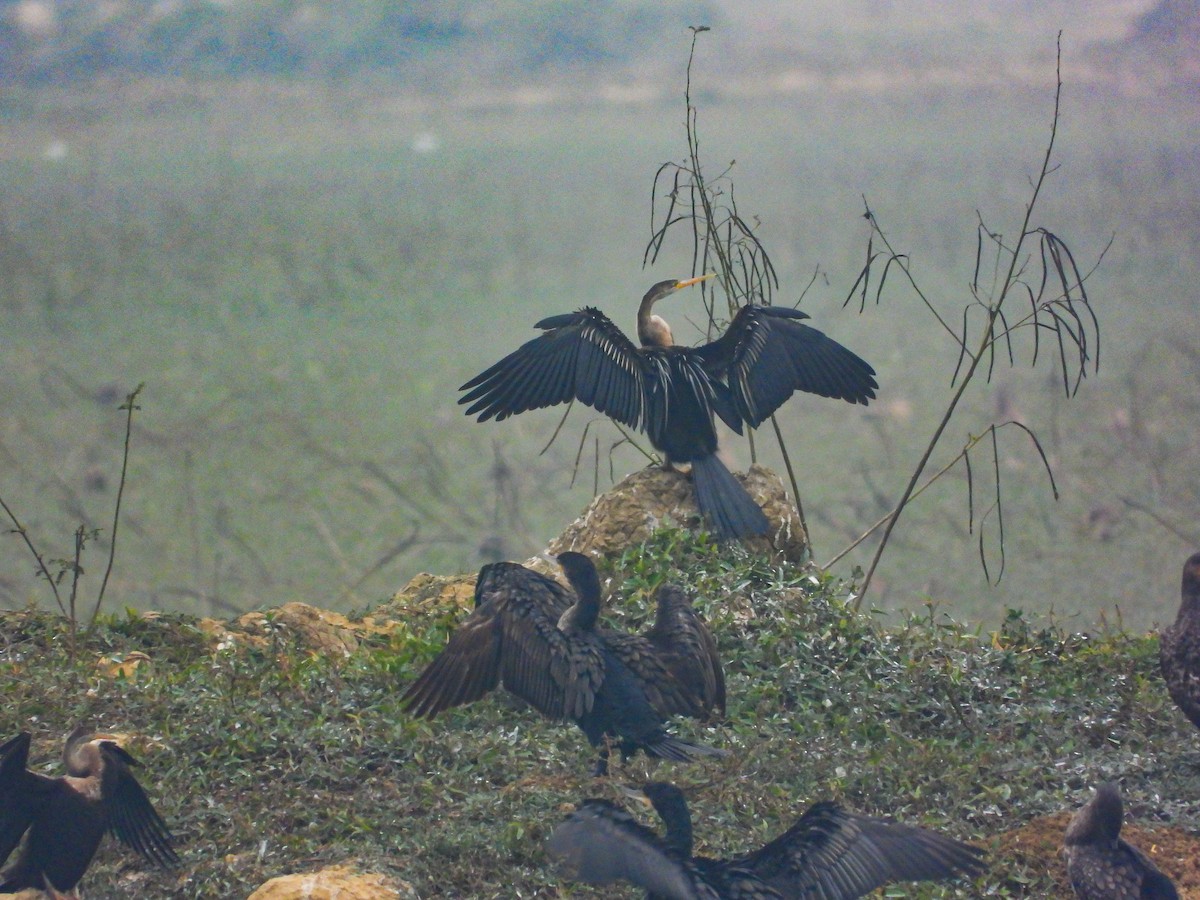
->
<box><xmin>2</xmin><ymin>531</ymin><xmax>1198</xmax><ymax>897</ymax></box>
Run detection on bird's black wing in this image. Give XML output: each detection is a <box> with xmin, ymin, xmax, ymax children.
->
<box><xmin>645</xmin><ymin>584</ymin><xmax>726</xmax><ymax>720</ymax></box>
<box><xmin>546</xmin><ymin>799</ymin><xmax>712</xmax><ymax>900</ymax></box>
<box><xmin>98</xmin><ymin>742</ymin><xmax>179</xmax><ymax>869</ymax></box>
<box><xmin>597</xmin><ymin>630</ymin><xmax>695</xmax><ymax>719</ymax></box>
<box><xmin>0</xmin><ymin>732</ymin><xmax>41</xmax><ymax>868</ymax></box>
<box><xmin>460</xmin><ymin>308</ymin><xmax>649</xmax><ymax>430</ymax></box>
<box><xmin>401</xmin><ymin>562</ymin><xmax>604</xmax><ymax>721</ymax></box>
<box><xmin>695</xmin><ymin>306</ymin><xmax>878</xmax><ymax>427</ymax></box>
<box><xmin>731</xmin><ymin>802</ymin><xmax>986</xmax><ymax>899</ymax></box>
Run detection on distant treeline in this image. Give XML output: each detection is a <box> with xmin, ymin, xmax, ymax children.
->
<box><xmin>0</xmin><ymin>0</ymin><xmax>717</xmax><ymax>85</ymax></box>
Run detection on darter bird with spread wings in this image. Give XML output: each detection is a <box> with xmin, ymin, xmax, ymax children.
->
<box><xmin>459</xmin><ymin>275</ymin><xmax>878</xmax><ymax>542</ymax></box>
<box><xmin>401</xmin><ymin>552</ymin><xmax>726</xmax><ymax>775</ymax></box>
<box><xmin>547</xmin><ymin>781</ymin><xmax>987</xmax><ymax>899</ymax></box>
<box><xmin>0</xmin><ymin>727</ymin><xmax>179</xmax><ymax>897</ymax></box>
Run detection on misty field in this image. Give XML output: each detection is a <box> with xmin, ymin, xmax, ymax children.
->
<box><xmin>1</xmin><ymin>72</ymin><xmax>1198</xmax><ymax>628</ymax></box>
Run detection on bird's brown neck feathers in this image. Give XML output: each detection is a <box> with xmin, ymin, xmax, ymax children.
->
<box><xmin>637</xmin><ymin>293</ymin><xmax>674</xmax><ymax>348</ymax></box>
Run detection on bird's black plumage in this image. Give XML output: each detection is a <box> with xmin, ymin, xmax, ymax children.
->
<box><xmin>401</xmin><ymin>553</ymin><xmax>726</xmax><ymax>774</ymax></box>
<box><xmin>1064</xmin><ymin>783</ymin><xmax>1178</xmax><ymax>899</ymax></box>
<box><xmin>459</xmin><ymin>277</ymin><xmax>878</xmax><ymax>541</ymax></box>
<box><xmin>546</xmin><ymin>781</ymin><xmax>987</xmax><ymax>899</ymax></box>
<box><xmin>0</xmin><ymin>727</ymin><xmax>179</xmax><ymax>894</ymax></box>
<box><xmin>1160</xmin><ymin>552</ymin><xmax>1200</xmax><ymax>733</ymax></box>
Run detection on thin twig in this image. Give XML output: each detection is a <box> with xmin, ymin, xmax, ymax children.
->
<box><xmin>855</xmin><ymin>35</ymin><xmax>1068</xmax><ymax>608</ymax></box>
<box><xmin>87</xmin><ymin>382</ymin><xmax>143</xmax><ymax>631</ymax></box>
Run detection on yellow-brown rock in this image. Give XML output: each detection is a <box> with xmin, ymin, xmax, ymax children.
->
<box><xmin>95</xmin><ymin>650</ymin><xmax>152</xmax><ymax>679</ymax></box>
<box><xmin>246</xmin><ymin>864</ymin><xmax>414</xmax><ymax>899</ymax></box>
<box><xmin>547</xmin><ymin>464</ymin><xmax>807</xmax><ymax>564</ymax></box>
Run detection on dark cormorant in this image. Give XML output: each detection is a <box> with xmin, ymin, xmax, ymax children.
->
<box><xmin>0</xmin><ymin>728</ymin><xmax>179</xmax><ymax>895</ymax></box>
<box><xmin>546</xmin><ymin>781</ymin><xmax>987</xmax><ymax>899</ymax></box>
<box><xmin>1064</xmin><ymin>783</ymin><xmax>1178</xmax><ymax>899</ymax></box>
<box><xmin>402</xmin><ymin>552</ymin><xmax>726</xmax><ymax>774</ymax></box>
<box><xmin>1160</xmin><ymin>552</ymin><xmax>1200</xmax><ymax>733</ymax></box>
<box><xmin>459</xmin><ymin>276</ymin><xmax>878</xmax><ymax>542</ymax></box>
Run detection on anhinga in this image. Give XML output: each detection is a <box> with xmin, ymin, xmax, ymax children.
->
<box><xmin>0</xmin><ymin>727</ymin><xmax>179</xmax><ymax>896</ymax></box>
<box><xmin>459</xmin><ymin>276</ymin><xmax>878</xmax><ymax>542</ymax></box>
<box><xmin>546</xmin><ymin>781</ymin><xmax>987</xmax><ymax>899</ymax></box>
<box><xmin>401</xmin><ymin>552</ymin><xmax>726</xmax><ymax>774</ymax></box>
<box><xmin>1064</xmin><ymin>784</ymin><xmax>1178</xmax><ymax>900</ymax></box>
<box><xmin>1159</xmin><ymin>552</ymin><xmax>1200</xmax><ymax>733</ymax></box>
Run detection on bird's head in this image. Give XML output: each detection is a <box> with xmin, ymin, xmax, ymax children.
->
<box><xmin>641</xmin><ymin>274</ymin><xmax>715</xmax><ymax>309</ymax></box>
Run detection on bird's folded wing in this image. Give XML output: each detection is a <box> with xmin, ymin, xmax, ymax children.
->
<box><xmin>647</xmin><ymin>585</ymin><xmax>726</xmax><ymax>718</ymax></box>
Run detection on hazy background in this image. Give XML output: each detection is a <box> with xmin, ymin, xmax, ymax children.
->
<box><xmin>1</xmin><ymin>0</ymin><xmax>1197</xmax><ymax>629</ymax></box>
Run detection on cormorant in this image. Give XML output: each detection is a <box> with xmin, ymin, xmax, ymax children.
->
<box><xmin>546</xmin><ymin>781</ymin><xmax>987</xmax><ymax>898</ymax></box>
<box><xmin>402</xmin><ymin>552</ymin><xmax>726</xmax><ymax>774</ymax></box>
<box><xmin>0</xmin><ymin>727</ymin><xmax>179</xmax><ymax>896</ymax></box>
<box><xmin>459</xmin><ymin>276</ymin><xmax>877</xmax><ymax>542</ymax></box>
<box><xmin>1064</xmin><ymin>783</ymin><xmax>1178</xmax><ymax>899</ymax></box>
<box><xmin>1159</xmin><ymin>552</ymin><xmax>1200</xmax><ymax>733</ymax></box>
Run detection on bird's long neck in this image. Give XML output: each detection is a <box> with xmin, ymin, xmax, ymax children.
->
<box><xmin>637</xmin><ymin>294</ymin><xmax>674</xmax><ymax>348</ymax></box>
<box><xmin>1064</xmin><ymin>785</ymin><xmax>1122</xmax><ymax>846</ymax></box>
<box><xmin>559</xmin><ymin>567</ymin><xmax>602</xmax><ymax>632</ymax></box>
<box><xmin>1179</xmin><ymin>556</ymin><xmax>1200</xmax><ymax>623</ymax></box>
<box><xmin>63</xmin><ymin>731</ymin><xmax>100</xmax><ymax>777</ymax></box>
<box><xmin>650</xmin><ymin>790</ymin><xmax>694</xmax><ymax>857</ymax></box>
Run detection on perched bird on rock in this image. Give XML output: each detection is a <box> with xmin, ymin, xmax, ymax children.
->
<box><xmin>0</xmin><ymin>727</ymin><xmax>179</xmax><ymax>896</ymax></box>
<box><xmin>547</xmin><ymin>781</ymin><xmax>987</xmax><ymax>898</ymax></box>
<box><xmin>402</xmin><ymin>552</ymin><xmax>726</xmax><ymax>774</ymax></box>
<box><xmin>1159</xmin><ymin>551</ymin><xmax>1200</xmax><ymax>732</ymax></box>
<box><xmin>1064</xmin><ymin>783</ymin><xmax>1177</xmax><ymax>899</ymax></box>
<box><xmin>460</xmin><ymin>276</ymin><xmax>877</xmax><ymax>541</ymax></box>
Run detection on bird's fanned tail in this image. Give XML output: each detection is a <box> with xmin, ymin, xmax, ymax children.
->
<box><xmin>690</xmin><ymin>454</ymin><xmax>770</xmax><ymax>542</ymax></box>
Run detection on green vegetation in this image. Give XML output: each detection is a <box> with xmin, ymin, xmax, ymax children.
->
<box><xmin>1</xmin><ymin>530</ymin><xmax>1195</xmax><ymax>897</ymax></box>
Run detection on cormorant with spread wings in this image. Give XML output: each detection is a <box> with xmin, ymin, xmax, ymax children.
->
<box><xmin>0</xmin><ymin>727</ymin><xmax>179</xmax><ymax>896</ymax></box>
<box><xmin>546</xmin><ymin>781</ymin><xmax>987</xmax><ymax>899</ymax></box>
<box><xmin>459</xmin><ymin>276</ymin><xmax>877</xmax><ymax>541</ymax></box>
<box><xmin>401</xmin><ymin>552</ymin><xmax>726</xmax><ymax>774</ymax></box>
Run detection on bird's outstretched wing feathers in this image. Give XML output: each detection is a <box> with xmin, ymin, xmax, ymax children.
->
<box><xmin>99</xmin><ymin>743</ymin><xmax>179</xmax><ymax>869</ymax></box>
<box><xmin>697</xmin><ymin>306</ymin><xmax>878</xmax><ymax>427</ymax></box>
<box><xmin>460</xmin><ymin>308</ymin><xmax>648</xmax><ymax>429</ymax></box>
<box><xmin>733</xmin><ymin>802</ymin><xmax>986</xmax><ymax>898</ymax></box>
<box><xmin>546</xmin><ymin>799</ymin><xmax>709</xmax><ymax>900</ymax></box>
<box><xmin>0</xmin><ymin>733</ymin><xmax>40</xmax><ymax>868</ymax></box>
<box><xmin>401</xmin><ymin>562</ymin><xmax>604</xmax><ymax>721</ymax></box>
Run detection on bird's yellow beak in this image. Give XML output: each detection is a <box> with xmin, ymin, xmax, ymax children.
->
<box><xmin>675</xmin><ymin>273</ymin><xmax>715</xmax><ymax>290</ymax></box>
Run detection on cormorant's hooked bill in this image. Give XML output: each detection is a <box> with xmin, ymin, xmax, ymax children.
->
<box><xmin>459</xmin><ymin>278</ymin><xmax>877</xmax><ymax>541</ymax></box>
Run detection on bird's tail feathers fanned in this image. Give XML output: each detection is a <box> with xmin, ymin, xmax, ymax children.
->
<box><xmin>690</xmin><ymin>454</ymin><xmax>770</xmax><ymax>542</ymax></box>
<box><xmin>646</xmin><ymin>734</ymin><xmax>729</xmax><ymax>764</ymax></box>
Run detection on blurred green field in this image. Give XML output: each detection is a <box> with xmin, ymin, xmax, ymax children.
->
<box><xmin>1</xmin><ymin>71</ymin><xmax>1197</xmax><ymax>628</ymax></box>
